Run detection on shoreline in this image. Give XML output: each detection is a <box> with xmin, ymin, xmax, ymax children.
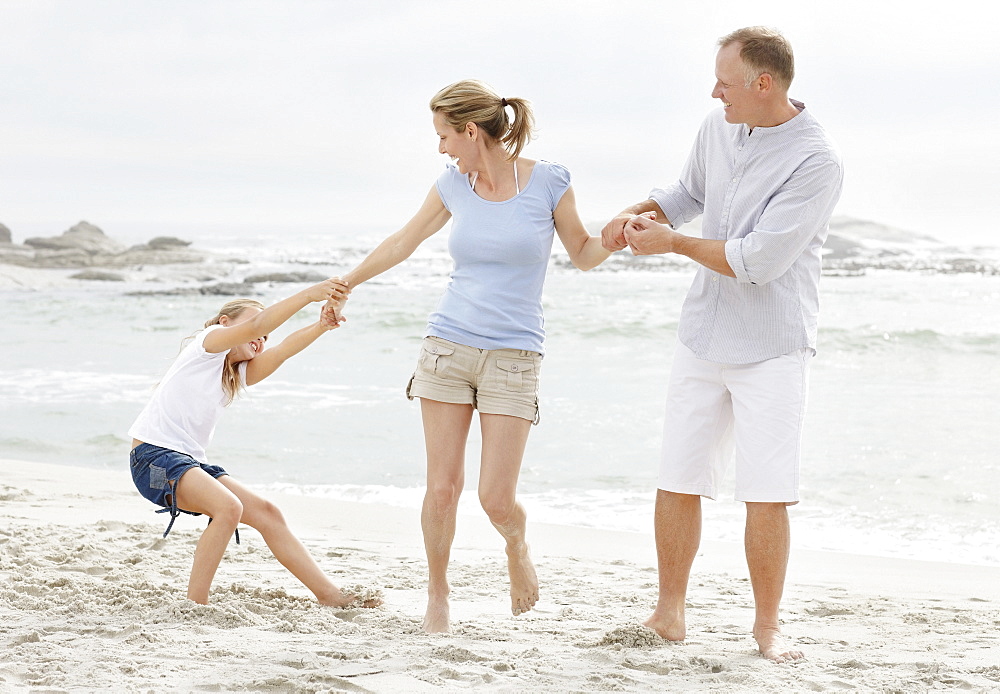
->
<box><xmin>3</xmin><ymin>458</ymin><xmax>999</xmax><ymax>691</ymax></box>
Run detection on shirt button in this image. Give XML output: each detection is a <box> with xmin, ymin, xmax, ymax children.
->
<box><xmin>511</xmin><ymin>364</ymin><xmax>519</xmax><ymax>371</ymax></box>
<box><xmin>712</xmin><ymin>276</ymin><xmax>719</xmax><ymax>282</ymax></box>
<box><xmin>731</xmin><ymin>177</ymin><xmax>737</xmax><ymax>182</ymax></box>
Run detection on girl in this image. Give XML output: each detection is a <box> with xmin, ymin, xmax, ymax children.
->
<box><xmin>329</xmin><ymin>80</ymin><xmax>612</xmax><ymax>632</ymax></box>
<box><xmin>128</xmin><ymin>278</ymin><xmax>371</xmax><ymax>607</ymax></box>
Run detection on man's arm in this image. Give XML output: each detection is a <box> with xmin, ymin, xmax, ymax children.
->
<box><xmin>600</xmin><ymin>199</ymin><xmax>668</xmax><ymax>251</ymax></box>
<box><xmin>624</xmin><ymin>215</ymin><xmax>735</xmax><ymax>277</ymax></box>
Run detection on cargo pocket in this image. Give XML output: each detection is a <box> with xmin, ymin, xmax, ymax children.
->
<box><xmin>418</xmin><ymin>339</ymin><xmax>456</xmax><ymax>375</ymax></box>
<box><xmin>495</xmin><ymin>358</ymin><xmax>536</xmax><ymax>392</ymax></box>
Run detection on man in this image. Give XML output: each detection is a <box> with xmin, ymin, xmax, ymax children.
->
<box><xmin>602</xmin><ymin>26</ymin><xmax>843</xmax><ymax>662</ymax></box>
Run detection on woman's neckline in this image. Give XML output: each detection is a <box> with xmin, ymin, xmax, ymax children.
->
<box><xmin>467</xmin><ymin>159</ymin><xmax>536</xmax><ymax>203</ymax></box>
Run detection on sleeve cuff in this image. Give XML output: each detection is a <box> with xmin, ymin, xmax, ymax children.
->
<box><xmin>648</xmin><ymin>189</ymin><xmax>679</xmax><ymax>230</ymax></box>
<box><xmin>725</xmin><ymin>238</ymin><xmax>752</xmax><ymax>284</ymax></box>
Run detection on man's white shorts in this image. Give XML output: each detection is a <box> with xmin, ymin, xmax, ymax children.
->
<box><xmin>658</xmin><ymin>342</ymin><xmax>812</xmax><ymax>504</ymax></box>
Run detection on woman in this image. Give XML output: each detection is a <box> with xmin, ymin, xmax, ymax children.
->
<box><xmin>334</xmin><ymin>79</ymin><xmax>610</xmax><ymax>633</ymax></box>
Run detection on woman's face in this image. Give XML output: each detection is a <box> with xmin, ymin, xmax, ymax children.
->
<box><xmin>433</xmin><ymin>111</ymin><xmax>477</xmax><ymax>174</ymax></box>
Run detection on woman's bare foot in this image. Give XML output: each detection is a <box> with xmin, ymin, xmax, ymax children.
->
<box><xmin>507</xmin><ymin>541</ymin><xmax>539</xmax><ymax>616</ymax></box>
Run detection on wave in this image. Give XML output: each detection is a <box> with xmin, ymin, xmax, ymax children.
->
<box><xmin>819</xmin><ymin>327</ymin><xmax>1000</xmax><ymax>354</ymax></box>
<box><xmin>0</xmin><ymin>369</ymin><xmax>154</xmax><ymax>404</ymax></box>
<box><xmin>255</xmin><ymin>481</ymin><xmax>1000</xmax><ymax>567</ymax></box>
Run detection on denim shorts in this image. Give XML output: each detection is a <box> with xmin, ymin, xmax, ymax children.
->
<box><xmin>406</xmin><ymin>335</ymin><xmax>542</xmax><ymax>424</ymax></box>
<box><xmin>130</xmin><ymin>442</ymin><xmax>229</xmax><ymax>509</ymax></box>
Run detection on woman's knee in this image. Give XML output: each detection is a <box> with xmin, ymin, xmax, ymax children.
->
<box><xmin>424</xmin><ymin>480</ymin><xmax>463</xmax><ymax>512</ymax></box>
<box><xmin>478</xmin><ymin>489</ymin><xmax>515</xmax><ymax>523</ymax></box>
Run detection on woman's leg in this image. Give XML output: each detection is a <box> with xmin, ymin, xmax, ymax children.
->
<box><xmin>172</xmin><ymin>467</ymin><xmax>244</xmax><ymax>604</ymax></box>
<box><xmin>215</xmin><ymin>476</ymin><xmax>380</xmax><ymax>608</ymax></box>
<box><xmin>419</xmin><ymin>398</ymin><xmax>474</xmax><ymax>633</ymax></box>
<box><xmin>477</xmin><ymin>412</ymin><xmax>537</xmax><ymax>616</ymax></box>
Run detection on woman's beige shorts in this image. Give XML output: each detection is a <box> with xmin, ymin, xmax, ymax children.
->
<box><xmin>406</xmin><ymin>336</ymin><xmax>542</xmax><ymax>424</ymax></box>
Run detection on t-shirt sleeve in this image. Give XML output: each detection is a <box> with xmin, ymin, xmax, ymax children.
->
<box><xmin>192</xmin><ymin>325</ymin><xmax>226</xmax><ymax>360</ymax></box>
<box><xmin>543</xmin><ymin>161</ymin><xmax>572</xmax><ymax>210</ymax></box>
<box><xmin>434</xmin><ymin>164</ymin><xmax>459</xmax><ymax>212</ymax></box>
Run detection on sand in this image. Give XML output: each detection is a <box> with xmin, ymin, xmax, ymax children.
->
<box><xmin>2</xmin><ymin>459</ymin><xmax>999</xmax><ymax>692</ymax></box>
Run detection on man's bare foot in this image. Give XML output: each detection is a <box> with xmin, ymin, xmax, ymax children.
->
<box><xmin>643</xmin><ymin>606</ymin><xmax>686</xmax><ymax>642</ymax></box>
<box><xmin>423</xmin><ymin>588</ymin><xmax>450</xmax><ymax>633</ymax></box>
<box><xmin>506</xmin><ymin>541</ymin><xmax>539</xmax><ymax>616</ymax></box>
<box><xmin>754</xmin><ymin>625</ymin><xmax>804</xmax><ymax>663</ymax></box>
<box><xmin>318</xmin><ymin>585</ymin><xmax>383</xmax><ymax>609</ymax></box>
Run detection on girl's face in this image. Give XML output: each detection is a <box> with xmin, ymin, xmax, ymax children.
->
<box><xmin>221</xmin><ymin>307</ymin><xmax>267</xmax><ymax>363</ymax></box>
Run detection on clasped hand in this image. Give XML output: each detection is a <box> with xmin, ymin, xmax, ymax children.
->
<box><xmin>319</xmin><ymin>279</ymin><xmax>351</xmax><ymax>329</ymax></box>
<box><xmin>601</xmin><ymin>212</ymin><xmax>674</xmax><ymax>256</ymax></box>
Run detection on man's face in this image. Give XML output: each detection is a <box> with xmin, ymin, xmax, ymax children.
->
<box><xmin>711</xmin><ymin>42</ymin><xmax>759</xmax><ymax>127</ymax></box>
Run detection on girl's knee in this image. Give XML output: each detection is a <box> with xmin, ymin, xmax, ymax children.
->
<box><xmin>212</xmin><ymin>496</ymin><xmax>244</xmax><ymax>528</ymax></box>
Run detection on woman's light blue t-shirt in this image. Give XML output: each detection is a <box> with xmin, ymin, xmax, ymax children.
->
<box><xmin>427</xmin><ymin>160</ymin><xmax>571</xmax><ymax>355</ymax></box>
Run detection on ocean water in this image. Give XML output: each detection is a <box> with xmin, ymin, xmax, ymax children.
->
<box><xmin>3</xmin><ymin>225</ymin><xmax>999</xmax><ymax>568</ymax></box>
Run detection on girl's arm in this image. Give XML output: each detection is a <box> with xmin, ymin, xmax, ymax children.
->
<box><xmin>553</xmin><ymin>186</ymin><xmax>612</xmax><ymax>271</ymax></box>
<box><xmin>203</xmin><ymin>278</ymin><xmax>347</xmax><ymax>354</ymax></box>
<box><xmin>244</xmin><ymin>310</ymin><xmax>339</xmax><ymax>386</ymax></box>
<box><xmin>343</xmin><ymin>186</ymin><xmax>451</xmax><ymax>288</ymax></box>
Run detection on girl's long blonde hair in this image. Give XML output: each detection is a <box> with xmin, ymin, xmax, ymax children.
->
<box><xmin>429</xmin><ymin>79</ymin><xmax>535</xmax><ymax>161</ymax></box>
<box><xmin>203</xmin><ymin>299</ymin><xmax>264</xmax><ymax>405</ymax></box>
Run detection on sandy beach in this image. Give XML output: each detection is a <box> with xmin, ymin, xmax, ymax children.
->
<box><xmin>1</xmin><ymin>459</ymin><xmax>998</xmax><ymax>692</ymax></box>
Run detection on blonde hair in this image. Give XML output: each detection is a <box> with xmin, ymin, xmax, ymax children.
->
<box><xmin>203</xmin><ymin>299</ymin><xmax>264</xmax><ymax>405</ymax></box>
<box><xmin>719</xmin><ymin>26</ymin><xmax>795</xmax><ymax>91</ymax></box>
<box><xmin>429</xmin><ymin>79</ymin><xmax>535</xmax><ymax>161</ymax></box>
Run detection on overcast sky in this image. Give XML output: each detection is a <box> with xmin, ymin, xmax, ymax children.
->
<box><xmin>2</xmin><ymin>0</ymin><xmax>997</xmax><ymax>245</ymax></box>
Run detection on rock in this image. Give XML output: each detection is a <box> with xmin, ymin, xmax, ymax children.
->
<box><xmin>147</xmin><ymin>236</ymin><xmax>191</xmax><ymax>249</ymax></box>
<box><xmin>126</xmin><ymin>282</ymin><xmax>256</xmax><ymax>297</ymax></box>
<box><xmin>244</xmin><ymin>271</ymin><xmax>328</xmax><ymax>284</ymax></box>
<box><xmin>70</xmin><ymin>270</ymin><xmax>126</xmax><ymax>282</ymax></box>
<box><xmin>129</xmin><ymin>236</ymin><xmax>193</xmax><ymax>252</ymax></box>
<box><xmin>0</xmin><ymin>223</ymin><xmax>11</xmax><ymax>244</ymax></box>
<box><xmin>2</xmin><ymin>221</ymin><xmax>208</xmax><ymax>269</ymax></box>
<box><xmin>24</xmin><ymin>221</ymin><xmax>125</xmax><ymax>255</ymax></box>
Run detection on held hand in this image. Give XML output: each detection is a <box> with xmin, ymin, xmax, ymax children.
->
<box><xmin>600</xmin><ymin>215</ymin><xmax>632</xmax><ymax>252</ymax></box>
<box><xmin>306</xmin><ymin>277</ymin><xmax>351</xmax><ymax>303</ymax></box>
<box><xmin>320</xmin><ymin>297</ymin><xmax>347</xmax><ymax>330</ymax></box>
<box><xmin>624</xmin><ymin>213</ymin><xmax>674</xmax><ymax>256</ymax></box>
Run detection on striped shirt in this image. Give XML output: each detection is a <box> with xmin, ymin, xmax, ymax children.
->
<box><xmin>651</xmin><ymin>101</ymin><xmax>843</xmax><ymax>364</ymax></box>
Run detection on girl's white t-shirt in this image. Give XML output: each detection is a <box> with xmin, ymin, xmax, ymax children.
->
<box><xmin>128</xmin><ymin>325</ymin><xmax>247</xmax><ymax>464</ymax></box>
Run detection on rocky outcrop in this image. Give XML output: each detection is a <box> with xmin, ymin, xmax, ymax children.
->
<box><xmin>244</xmin><ymin>271</ymin><xmax>328</xmax><ymax>284</ymax></box>
<box><xmin>0</xmin><ymin>223</ymin><xmax>11</xmax><ymax>244</ymax></box>
<box><xmin>69</xmin><ymin>270</ymin><xmax>127</xmax><ymax>282</ymax></box>
<box><xmin>0</xmin><ymin>221</ymin><xmax>208</xmax><ymax>268</ymax></box>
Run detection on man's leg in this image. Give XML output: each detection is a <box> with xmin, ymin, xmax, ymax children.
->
<box><xmin>745</xmin><ymin>501</ymin><xmax>803</xmax><ymax>662</ymax></box>
<box><xmin>644</xmin><ymin>490</ymin><xmax>702</xmax><ymax>640</ymax></box>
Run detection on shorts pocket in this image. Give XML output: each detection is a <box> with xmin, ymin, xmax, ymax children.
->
<box><xmin>149</xmin><ymin>464</ymin><xmax>168</xmax><ymax>491</ymax></box>
<box><xmin>495</xmin><ymin>358</ymin><xmax>536</xmax><ymax>392</ymax></box>
<box><xmin>418</xmin><ymin>339</ymin><xmax>456</xmax><ymax>375</ymax></box>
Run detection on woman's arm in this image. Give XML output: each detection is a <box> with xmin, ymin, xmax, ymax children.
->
<box><xmin>343</xmin><ymin>186</ymin><xmax>452</xmax><ymax>288</ymax></box>
<box><xmin>553</xmin><ymin>186</ymin><xmax>611</xmax><ymax>271</ymax></box>
<box><xmin>203</xmin><ymin>278</ymin><xmax>346</xmax><ymax>354</ymax></box>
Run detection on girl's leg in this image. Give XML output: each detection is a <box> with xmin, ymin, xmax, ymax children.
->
<box><xmin>172</xmin><ymin>467</ymin><xmax>244</xmax><ymax>604</ymax></box>
<box><xmin>477</xmin><ymin>412</ymin><xmax>537</xmax><ymax>616</ymax></box>
<box><xmin>419</xmin><ymin>398</ymin><xmax>474</xmax><ymax>633</ymax></box>
<box><xmin>214</xmin><ymin>475</ymin><xmax>380</xmax><ymax>608</ymax></box>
